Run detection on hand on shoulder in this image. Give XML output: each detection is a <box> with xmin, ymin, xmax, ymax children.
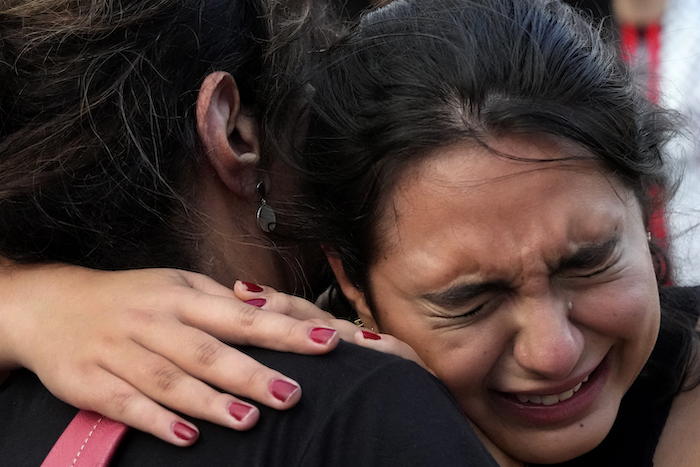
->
<box><xmin>0</xmin><ymin>262</ymin><xmax>341</xmax><ymax>445</ymax></box>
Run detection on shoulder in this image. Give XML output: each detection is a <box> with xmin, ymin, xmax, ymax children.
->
<box><xmin>1</xmin><ymin>345</ymin><xmax>496</xmax><ymax>466</ymax></box>
<box><xmin>238</xmin><ymin>341</ymin><xmax>498</xmax><ymax>466</ymax></box>
<box><xmin>246</xmin><ymin>339</ymin><xmax>447</xmax><ymax>395</ymax></box>
<box><xmin>0</xmin><ymin>344</ymin><xmax>496</xmax><ymax>467</ymax></box>
<box><xmin>654</xmin><ymin>286</ymin><xmax>700</xmax><ymax>465</ymax></box>
<box><xmin>654</xmin><ymin>380</ymin><xmax>700</xmax><ymax>465</ymax></box>
<box><xmin>115</xmin><ymin>342</ymin><xmax>497</xmax><ymax>466</ymax></box>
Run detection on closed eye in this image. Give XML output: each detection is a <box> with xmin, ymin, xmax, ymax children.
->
<box><xmin>422</xmin><ymin>280</ymin><xmax>509</xmax><ymax>309</ymax></box>
<box><xmin>422</xmin><ymin>281</ymin><xmax>509</xmax><ymax>324</ymax></box>
<box><xmin>452</xmin><ymin>302</ymin><xmax>487</xmax><ymax>319</ymax></box>
<box><xmin>574</xmin><ymin>261</ymin><xmax>615</xmax><ymax>278</ymax></box>
<box><xmin>426</xmin><ymin>294</ymin><xmax>504</xmax><ymax>324</ymax></box>
<box><xmin>553</xmin><ymin>235</ymin><xmax>620</xmax><ymax>279</ymax></box>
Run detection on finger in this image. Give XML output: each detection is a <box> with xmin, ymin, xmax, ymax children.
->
<box><xmin>126</xmin><ymin>324</ymin><xmax>303</xmax><ymax>410</ymax></box>
<box><xmin>352</xmin><ymin>330</ymin><xmax>433</xmax><ymax>373</ymax></box>
<box><xmin>232</xmin><ymin>281</ymin><xmax>336</xmax><ymax>322</ymax></box>
<box><xmin>49</xmin><ymin>367</ymin><xmax>202</xmax><ymax>447</ymax></box>
<box><xmin>232</xmin><ymin>281</ymin><xmax>360</xmax><ymax>341</ymax></box>
<box><xmin>310</xmin><ymin>317</ymin><xmax>361</xmax><ymax>342</ymax></box>
<box><xmin>172</xmin><ymin>289</ymin><xmax>340</xmax><ymax>355</ymax></box>
<box><xmin>100</xmin><ymin>339</ymin><xmax>304</xmax><ymax>423</ymax></box>
<box><xmin>176</xmin><ymin>270</ymin><xmax>238</xmax><ymax>299</ymax></box>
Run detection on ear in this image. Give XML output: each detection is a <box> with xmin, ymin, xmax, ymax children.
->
<box><xmin>326</xmin><ymin>254</ymin><xmax>379</xmax><ymax>331</ymax></box>
<box><xmin>197</xmin><ymin>71</ymin><xmax>260</xmax><ymax>198</ymax></box>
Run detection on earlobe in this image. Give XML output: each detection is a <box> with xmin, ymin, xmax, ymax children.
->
<box><xmin>326</xmin><ymin>255</ymin><xmax>378</xmax><ymax>331</ymax></box>
<box><xmin>196</xmin><ymin>71</ymin><xmax>260</xmax><ymax>197</ymax></box>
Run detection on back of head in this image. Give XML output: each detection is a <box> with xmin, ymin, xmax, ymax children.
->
<box><xmin>294</xmin><ymin>0</ymin><xmax>673</xmax><ymax>288</ymax></box>
<box><xmin>0</xmin><ymin>0</ymin><xmax>333</xmax><ymax>270</ymax></box>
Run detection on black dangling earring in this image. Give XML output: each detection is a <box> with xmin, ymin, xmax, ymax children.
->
<box><xmin>256</xmin><ymin>181</ymin><xmax>276</xmax><ymax>233</ymax></box>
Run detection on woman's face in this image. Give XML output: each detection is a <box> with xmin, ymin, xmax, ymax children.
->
<box><xmin>349</xmin><ymin>134</ymin><xmax>660</xmax><ymax>463</ymax></box>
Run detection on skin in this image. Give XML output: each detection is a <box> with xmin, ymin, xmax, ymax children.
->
<box><xmin>333</xmin><ymin>134</ymin><xmax>661</xmax><ymax>464</ymax></box>
<box><xmin>0</xmin><ymin>72</ymin><xmax>342</xmax><ymax>445</ymax></box>
<box><xmin>0</xmin><ymin>70</ymin><xmax>410</xmax><ymax>447</ymax></box>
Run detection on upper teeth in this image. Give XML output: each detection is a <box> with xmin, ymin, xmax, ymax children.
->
<box><xmin>516</xmin><ymin>375</ymin><xmax>589</xmax><ymax>406</ymax></box>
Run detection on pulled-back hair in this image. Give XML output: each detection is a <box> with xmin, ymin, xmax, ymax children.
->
<box><xmin>294</xmin><ymin>0</ymin><xmax>672</xmax><ymax>288</ymax></box>
<box><xmin>291</xmin><ymin>0</ymin><xmax>694</xmax><ymax>397</ymax></box>
<box><xmin>0</xmin><ymin>0</ymin><xmax>334</xmax><ymax>270</ymax></box>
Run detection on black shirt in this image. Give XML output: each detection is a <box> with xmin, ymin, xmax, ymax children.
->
<box><xmin>1</xmin><ymin>341</ymin><xmax>498</xmax><ymax>466</ymax></box>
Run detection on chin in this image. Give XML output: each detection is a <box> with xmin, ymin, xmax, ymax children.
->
<box><xmin>491</xmin><ymin>395</ymin><xmax>621</xmax><ymax>464</ymax></box>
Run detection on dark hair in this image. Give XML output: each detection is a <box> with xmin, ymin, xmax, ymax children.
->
<box><xmin>289</xmin><ymin>0</ymin><xmax>697</xmax><ymax>394</ymax></box>
<box><xmin>295</xmin><ymin>0</ymin><xmax>671</xmax><ymax>287</ymax></box>
<box><xmin>0</xmin><ymin>0</ymin><xmax>334</xmax><ymax>272</ymax></box>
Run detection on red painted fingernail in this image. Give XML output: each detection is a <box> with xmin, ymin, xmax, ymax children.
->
<box><xmin>241</xmin><ymin>281</ymin><xmax>264</xmax><ymax>293</ymax></box>
<box><xmin>173</xmin><ymin>422</ymin><xmax>198</xmax><ymax>441</ymax></box>
<box><xmin>229</xmin><ymin>402</ymin><xmax>254</xmax><ymax>421</ymax></box>
<box><xmin>362</xmin><ymin>330</ymin><xmax>381</xmax><ymax>340</ymax></box>
<box><xmin>244</xmin><ymin>298</ymin><xmax>266</xmax><ymax>307</ymax></box>
<box><xmin>309</xmin><ymin>327</ymin><xmax>337</xmax><ymax>344</ymax></box>
<box><xmin>270</xmin><ymin>379</ymin><xmax>300</xmax><ymax>402</ymax></box>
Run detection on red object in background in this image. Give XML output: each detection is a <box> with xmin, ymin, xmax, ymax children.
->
<box><xmin>619</xmin><ymin>22</ymin><xmax>662</xmax><ymax>104</ymax></box>
<box><xmin>619</xmin><ymin>22</ymin><xmax>671</xmax><ymax>284</ymax></box>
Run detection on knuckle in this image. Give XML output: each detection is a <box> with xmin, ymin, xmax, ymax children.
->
<box><xmin>241</xmin><ymin>365</ymin><xmax>268</xmax><ymax>392</ymax></box>
<box><xmin>194</xmin><ymin>340</ymin><xmax>222</xmax><ymax>368</ymax></box>
<box><xmin>235</xmin><ymin>305</ymin><xmax>261</xmax><ymax>334</ymax></box>
<box><xmin>282</xmin><ymin>294</ymin><xmax>297</xmax><ymax>315</ymax></box>
<box><xmin>283</xmin><ymin>324</ymin><xmax>297</xmax><ymax>343</ymax></box>
<box><xmin>202</xmin><ymin>391</ymin><xmax>222</xmax><ymax>413</ymax></box>
<box><xmin>152</xmin><ymin>365</ymin><xmax>184</xmax><ymax>392</ymax></box>
<box><xmin>106</xmin><ymin>390</ymin><xmax>135</xmax><ymax>417</ymax></box>
<box><xmin>266</xmin><ymin>292</ymin><xmax>293</xmax><ymax>316</ymax></box>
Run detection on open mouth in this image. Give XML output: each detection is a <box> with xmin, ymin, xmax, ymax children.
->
<box><xmin>491</xmin><ymin>355</ymin><xmax>610</xmax><ymax>426</ymax></box>
<box><xmin>514</xmin><ymin>374</ymin><xmax>590</xmax><ymax>406</ymax></box>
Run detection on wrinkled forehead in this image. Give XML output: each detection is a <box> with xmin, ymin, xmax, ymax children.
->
<box><xmin>372</xmin><ymin>134</ymin><xmax>638</xmax><ymax>263</ymax></box>
<box><xmin>400</xmin><ymin>133</ymin><xmax>605</xmax><ymax>188</ymax></box>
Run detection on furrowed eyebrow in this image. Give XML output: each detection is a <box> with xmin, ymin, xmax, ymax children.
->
<box><xmin>553</xmin><ymin>235</ymin><xmax>620</xmax><ymax>273</ymax></box>
<box><xmin>422</xmin><ymin>280</ymin><xmax>510</xmax><ymax>309</ymax></box>
<box><xmin>421</xmin><ymin>236</ymin><xmax>619</xmax><ymax>309</ymax></box>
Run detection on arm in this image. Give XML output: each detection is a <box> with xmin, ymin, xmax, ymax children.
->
<box><xmin>231</xmin><ymin>281</ymin><xmax>432</xmax><ymax>368</ymax></box>
<box><xmin>652</xmin><ymin>286</ymin><xmax>700</xmax><ymax>465</ymax></box>
<box><xmin>0</xmin><ymin>262</ymin><xmax>340</xmax><ymax>446</ymax></box>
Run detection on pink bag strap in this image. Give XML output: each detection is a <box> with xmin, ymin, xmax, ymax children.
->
<box><xmin>41</xmin><ymin>410</ymin><xmax>128</xmax><ymax>467</ymax></box>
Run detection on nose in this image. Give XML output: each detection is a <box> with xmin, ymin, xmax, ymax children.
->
<box><xmin>512</xmin><ymin>296</ymin><xmax>584</xmax><ymax>380</ymax></box>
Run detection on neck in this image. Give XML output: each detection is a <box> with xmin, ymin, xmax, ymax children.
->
<box><xmin>194</xmin><ymin>160</ymin><xmax>290</xmax><ymax>290</ymax></box>
<box><xmin>612</xmin><ymin>0</ymin><xmax>668</xmax><ymax>26</ymax></box>
<box><xmin>0</xmin><ymin>371</ymin><xmax>9</xmax><ymax>386</ymax></box>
